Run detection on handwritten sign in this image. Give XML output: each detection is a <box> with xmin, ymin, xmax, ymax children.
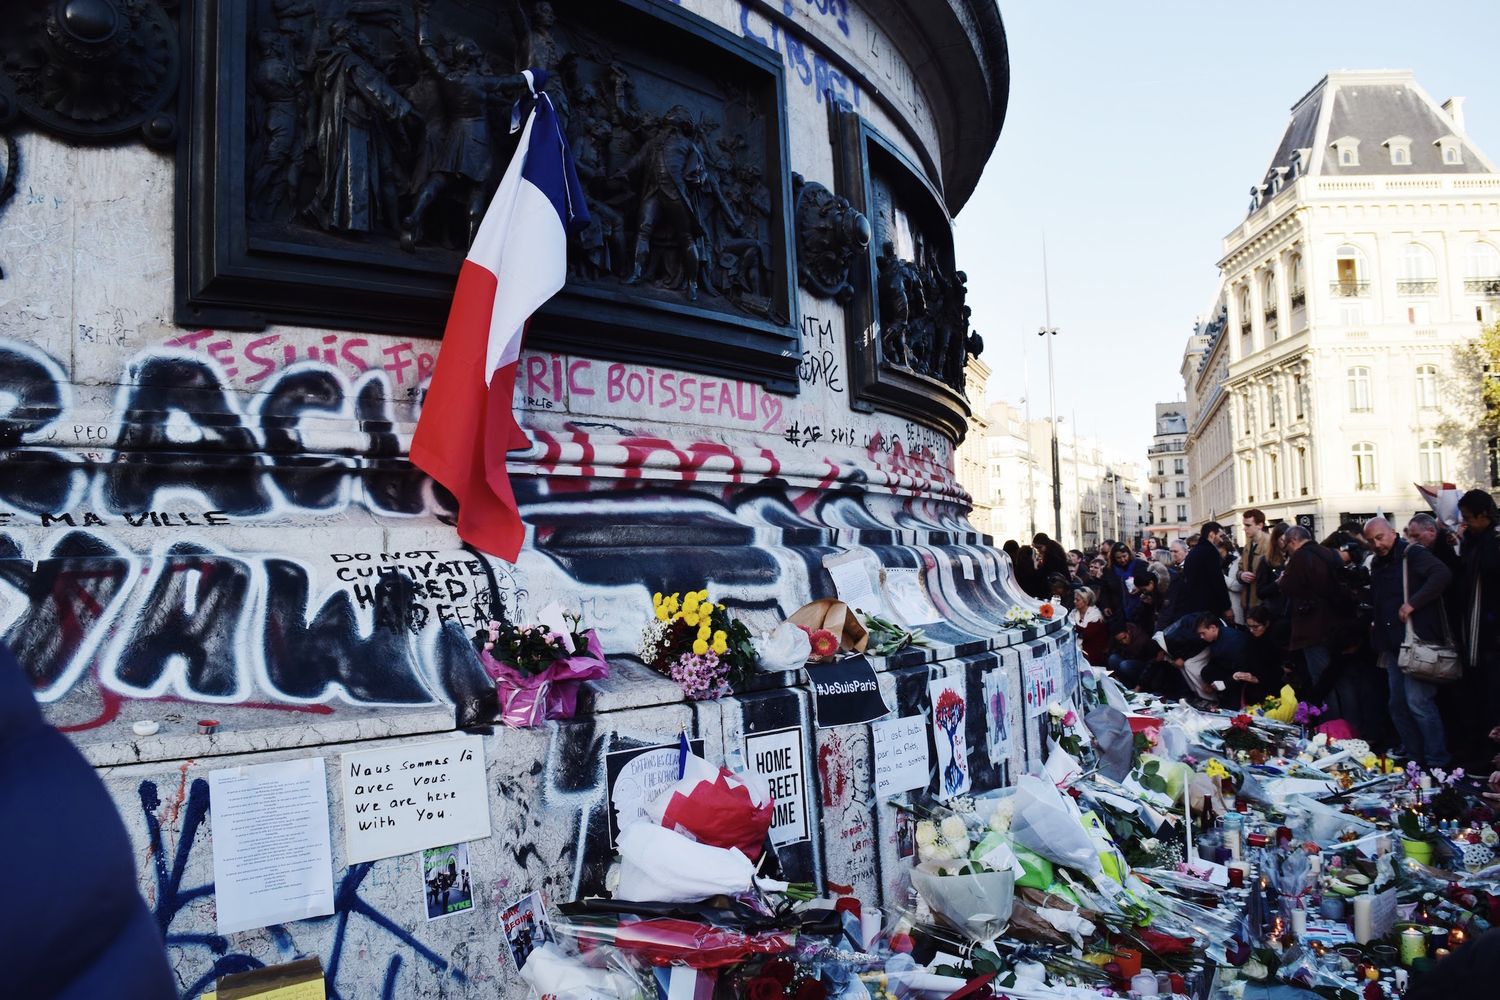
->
<box><xmin>745</xmin><ymin>727</ymin><xmax>810</xmax><ymax>846</ymax></box>
<box><xmin>340</xmin><ymin>736</ymin><xmax>490</xmax><ymax>864</ymax></box>
<box><xmin>807</xmin><ymin>654</ymin><xmax>890</xmax><ymax>728</ymax></box>
<box><xmin>871</xmin><ymin>714</ymin><xmax>929</xmax><ymax>798</ymax></box>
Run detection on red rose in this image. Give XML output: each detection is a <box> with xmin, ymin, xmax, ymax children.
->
<box><xmin>889</xmin><ymin>932</ymin><xmax>914</xmax><ymax>953</ymax></box>
<box><xmin>1231</xmin><ymin>714</ymin><xmax>1252</xmax><ymax>730</ymax></box>
<box><xmin>747</xmin><ymin>978</ymin><xmax>784</xmax><ymax>1000</ymax></box>
<box><xmin>762</xmin><ymin>960</ymin><xmax>796</xmax><ymax>986</ymax></box>
<box><xmin>792</xmin><ymin>979</ymin><xmax>828</xmax><ymax>1000</ymax></box>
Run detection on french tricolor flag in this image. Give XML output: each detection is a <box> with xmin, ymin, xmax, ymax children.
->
<box><xmin>411</xmin><ymin>70</ymin><xmax>588</xmax><ymax>562</ymax></box>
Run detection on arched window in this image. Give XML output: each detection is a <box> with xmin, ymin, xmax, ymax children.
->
<box><xmin>1334</xmin><ymin>244</ymin><xmax>1366</xmax><ymax>294</ymax></box>
<box><xmin>1467</xmin><ymin>243</ymin><xmax>1500</xmax><ymax>294</ymax></box>
<box><xmin>1352</xmin><ymin>443</ymin><xmax>1377</xmax><ymax>491</ymax></box>
<box><xmin>1416</xmin><ymin>364</ymin><xmax>1439</xmax><ymax>407</ymax></box>
<box><xmin>1419</xmin><ymin>440</ymin><xmax>1444</xmax><ymax>483</ymax></box>
<box><xmin>1289</xmin><ymin>253</ymin><xmax>1304</xmax><ymax>294</ymax></box>
<box><xmin>1399</xmin><ymin>242</ymin><xmax>1438</xmax><ymax>295</ymax></box>
<box><xmin>1347</xmin><ymin>366</ymin><xmax>1372</xmax><ymax>413</ymax></box>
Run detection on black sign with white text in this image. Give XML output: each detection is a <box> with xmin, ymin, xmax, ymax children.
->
<box><xmin>807</xmin><ymin>654</ymin><xmax>890</xmax><ymax>728</ymax></box>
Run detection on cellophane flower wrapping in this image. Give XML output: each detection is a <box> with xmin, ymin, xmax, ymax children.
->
<box><xmin>654</xmin><ymin>754</ymin><xmax>773</xmax><ymax>861</ymax></box>
<box><xmin>480</xmin><ymin>629</ymin><xmax>608</xmax><ymax>727</ymax></box>
<box><xmin>615</xmin><ymin>823</ymin><xmax>755</xmax><ymax>903</ymax></box>
<box><xmin>517</xmin><ymin>941</ymin><xmax>650</xmax><ymax>999</ymax></box>
<box><xmin>910</xmin><ymin>865</ymin><xmax>1016</xmax><ymax>942</ymax></box>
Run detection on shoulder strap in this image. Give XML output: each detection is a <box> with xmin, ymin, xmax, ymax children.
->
<box><xmin>1403</xmin><ymin>554</ymin><xmax>1415</xmax><ymax>645</ymax></box>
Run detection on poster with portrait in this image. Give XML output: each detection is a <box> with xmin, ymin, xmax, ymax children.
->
<box><xmin>927</xmin><ymin>675</ymin><xmax>971</xmax><ymax>799</ymax></box>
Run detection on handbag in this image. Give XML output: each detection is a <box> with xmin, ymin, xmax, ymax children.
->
<box><xmin>1397</xmin><ymin>554</ymin><xmax>1462</xmax><ymax>684</ymax></box>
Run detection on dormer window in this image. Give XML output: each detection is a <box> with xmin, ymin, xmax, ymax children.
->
<box><xmin>1436</xmin><ymin>136</ymin><xmax>1464</xmax><ymax>165</ymax></box>
<box><xmin>1331</xmin><ymin>136</ymin><xmax>1360</xmax><ymax>167</ymax></box>
<box><xmin>1384</xmin><ymin>136</ymin><xmax>1412</xmax><ymax>166</ymax></box>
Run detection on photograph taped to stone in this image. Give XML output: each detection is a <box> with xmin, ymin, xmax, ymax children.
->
<box><xmin>499</xmin><ymin>890</ymin><xmax>553</xmax><ymax>973</ymax></box>
<box><xmin>421</xmin><ymin>842</ymin><xmax>473</xmax><ymax>922</ymax></box>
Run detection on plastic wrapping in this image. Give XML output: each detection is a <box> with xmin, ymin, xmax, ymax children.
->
<box><xmin>909</xmin><ymin>865</ymin><xmax>1016</xmax><ymax>942</ymax></box>
<box><xmin>614</xmin><ymin>824</ymin><xmax>754</xmax><ymax>903</ymax></box>
<box><xmin>1009</xmin><ymin>775</ymin><xmax>1103</xmax><ymax>876</ymax></box>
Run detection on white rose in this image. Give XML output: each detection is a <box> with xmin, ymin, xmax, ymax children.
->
<box><xmin>940</xmin><ymin>816</ymin><xmax>971</xmax><ymax>851</ymax></box>
<box><xmin>915</xmin><ymin>820</ymin><xmax>938</xmax><ymax>848</ymax></box>
<box><xmin>919</xmin><ymin>841</ymin><xmax>956</xmax><ymax>864</ymax></box>
<box><xmin>1243</xmin><ymin>960</ymin><xmax>1268</xmax><ymax>981</ymax></box>
<box><xmin>988</xmin><ymin>800</ymin><xmax>1014</xmax><ymax>832</ymax></box>
<box><xmin>1047</xmin><ymin>703</ymin><xmax>1065</xmax><ymax>719</ymax></box>
<box><xmin>1139</xmin><ymin>838</ymin><xmax>1160</xmax><ymax>852</ymax></box>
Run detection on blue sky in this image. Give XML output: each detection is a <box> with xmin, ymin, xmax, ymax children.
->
<box><xmin>954</xmin><ymin>1</ymin><xmax>1500</xmax><ymax>460</ymax></box>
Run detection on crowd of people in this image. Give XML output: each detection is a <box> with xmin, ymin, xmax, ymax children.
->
<box><xmin>1003</xmin><ymin>489</ymin><xmax>1500</xmax><ymax>771</ymax></box>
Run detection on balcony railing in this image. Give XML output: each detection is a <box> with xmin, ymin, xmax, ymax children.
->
<box><xmin>1290</xmin><ymin>289</ymin><xmax>1306</xmax><ymax>308</ymax></box>
<box><xmin>1466</xmin><ymin>277</ymin><xmax>1500</xmax><ymax>296</ymax></box>
<box><xmin>1397</xmin><ymin>279</ymin><xmax>1438</xmax><ymax>296</ymax></box>
<box><xmin>1330</xmin><ymin>280</ymin><xmax>1370</xmax><ymax>297</ymax></box>
<box><xmin>1264</xmin><ymin>308</ymin><xmax>1278</xmax><ymax>321</ymax></box>
<box><xmin>1240</xmin><ymin>320</ymin><xmax>1252</xmax><ymax>334</ymax></box>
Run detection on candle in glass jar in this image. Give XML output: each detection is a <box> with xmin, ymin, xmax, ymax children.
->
<box><xmin>1292</xmin><ymin>906</ymin><xmax>1308</xmax><ymax>936</ymax></box>
<box><xmin>1131</xmin><ymin>973</ymin><xmax>1159</xmax><ymax>996</ymax></box>
<box><xmin>1448</xmin><ymin>926</ymin><xmax>1467</xmax><ymax>949</ymax></box>
<box><xmin>1401</xmin><ymin>927</ymin><xmax>1427</xmax><ymax>966</ymax></box>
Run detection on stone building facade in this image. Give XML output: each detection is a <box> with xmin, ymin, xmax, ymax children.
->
<box><xmin>0</xmin><ymin>3</ymin><xmax>1061</xmax><ymax>997</ymax></box>
<box><xmin>1217</xmin><ymin>70</ymin><xmax>1500</xmax><ymax>536</ymax></box>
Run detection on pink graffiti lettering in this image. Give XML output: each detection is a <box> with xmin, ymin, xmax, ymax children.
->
<box><xmin>162</xmin><ymin>330</ymin><xmax>434</xmax><ymax>385</ymax></box>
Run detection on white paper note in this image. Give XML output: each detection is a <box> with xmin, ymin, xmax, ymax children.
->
<box><xmin>209</xmin><ymin>757</ymin><xmax>335</xmax><ymax>935</ymax></box>
<box><xmin>872</xmin><ymin>714</ymin><xmax>930</xmax><ymax>798</ymax></box>
<box><xmin>824</xmin><ymin>551</ymin><xmax>883</xmax><ymax>615</ymax></box>
<box><xmin>882</xmin><ymin>567</ymin><xmax>942</xmax><ymax>626</ymax></box>
<box><xmin>341</xmin><ymin>736</ymin><xmax>491</xmax><ymax>864</ymax></box>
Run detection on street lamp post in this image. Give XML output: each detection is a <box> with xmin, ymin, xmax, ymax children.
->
<box><xmin>1039</xmin><ymin>325</ymin><xmax>1061</xmax><ymax>542</ymax></box>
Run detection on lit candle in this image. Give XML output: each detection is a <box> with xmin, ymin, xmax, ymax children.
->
<box><xmin>1434</xmin><ymin>948</ymin><xmax>1451</xmax><ymax>960</ymax></box>
<box><xmin>1354</xmin><ymin>895</ymin><xmax>1375</xmax><ymax>944</ymax></box>
<box><xmin>1420</xmin><ymin>774</ymin><xmax>1433</xmax><ymax>790</ymax></box>
<box><xmin>1401</xmin><ymin>927</ymin><xmax>1427</xmax><ymax>966</ymax></box>
<box><xmin>1448</xmin><ymin>926</ymin><xmax>1467</xmax><ymax>949</ymax></box>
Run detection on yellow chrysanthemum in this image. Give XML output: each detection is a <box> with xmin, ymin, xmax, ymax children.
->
<box><xmin>684</xmin><ymin>591</ymin><xmax>700</xmax><ymax>609</ymax></box>
<box><xmin>652</xmin><ymin>592</ymin><xmax>663</xmax><ymax>606</ymax></box>
<box><xmin>712</xmin><ymin>630</ymin><xmax>726</xmax><ymax>644</ymax></box>
<box><xmin>655</xmin><ymin>606</ymin><xmax>669</xmax><ymax>621</ymax></box>
<box><xmin>683</xmin><ymin>614</ymin><xmax>699</xmax><ymax>628</ymax></box>
<box><xmin>692</xmin><ymin>639</ymin><xmax>709</xmax><ymax>655</ymax></box>
<box><xmin>711</xmin><ymin>637</ymin><xmax>728</xmax><ymax>655</ymax></box>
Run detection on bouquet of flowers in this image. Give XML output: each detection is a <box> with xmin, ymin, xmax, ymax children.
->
<box><xmin>474</xmin><ymin>608</ymin><xmax>608</xmax><ymax>727</ymax></box>
<box><xmin>1221</xmin><ymin>713</ymin><xmax>1270</xmax><ymax>752</ymax></box>
<box><xmin>640</xmin><ymin>590</ymin><xmax>756</xmax><ymax>700</ymax></box>
<box><xmin>858</xmin><ymin>611</ymin><xmax>932</xmax><ymax>657</ymax></box>
<box><xmin>1000</xmin><ymin>603</ymin><xmax>1055</xmax><ymax>630</ymax></box>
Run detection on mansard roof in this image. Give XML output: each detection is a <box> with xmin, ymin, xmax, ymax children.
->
<box><xmin>1248</xmin><ymin>70</ymin><xmax>1495</xmax><ymax>214</ymax></box>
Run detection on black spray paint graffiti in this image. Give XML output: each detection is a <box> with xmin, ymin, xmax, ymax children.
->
<box><xmin>139</xmin><ymin>777</ymin><xmax>465</xmax><ymax>1000</ymax></box>
<box><xmin>0</xmin><ymin>341</ymin><xmax>441</xmax><ymax>521</ymax></box>
<box><xmin>798</xmin><ymin>315</ymin><xmax>843</xmax><ymax>392</ymax></box>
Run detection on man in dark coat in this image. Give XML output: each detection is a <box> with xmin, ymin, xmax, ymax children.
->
<box><xmin>0</xmin><ymin>642</ymin><xmax>175</xmax><ymax>998</ymax></box>
<box><xmin>1458</xmin><ymin>490</ymin><xmax>1500</xmax><ymax>744</ymax></box>
<box><xmin>1172</xmin><ymin>522</ymin><xmax>1233</xmax><ymax>624</ymax></box>
<box><xmin>1365</xmin><ymin>517</ymin><xmax>1453</xmax><ymax>765</ymax></box>
<box><xmin>1281</xmin><ymin>524</ymin><xmax>1358</xmax><ymax>723</ymax></box>
<box><xmin>1193</xmin><ymin>613</ymin><xmax>1273</xmax><ymax>708</ymax></box>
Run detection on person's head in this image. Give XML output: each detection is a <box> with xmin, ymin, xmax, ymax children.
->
<box><xmin>1186</xmin><ymin>533</ymin><xmax>1201</xmax><ymax>547</ymax></box>
<box><xmin>1046</xmin><ymin>572</ymin><xmax>1069</xmax><ymax>596</ymax></box>
<box><xmin>1170</xmin><ymin>540</ymin><xmax>1188</xmax><ymax>565</ymax></box>
<box><xmin>1088</xmin><ymin>555</ymin><xmax>1106</xmax><ymax>577</ymax></box>
<box><xmin>1067</xmin><ymin>549</ymin><xmax>1085</xmax><ymax>573</ymax></box>
<box><xmin>1074</xmin><ymin>586</ymin><xmax>1096</xmax><ymax>612</ymax></box>
<box><xmin>1242</xmin><ymin>508</ymin><xmax>1266</xmax><ymax>540</ymax></box>
<box><xmin>1002</xmin><ymin>539</ymin><xmax>1020</xmax><ymax>557</ymax></box>
<box><xmin>1193</xmin><ymin>613</ymin><xmax>1221</xmax><ymax>643</ymax></box>
<box><xmin>1201</xmin><ymin>521</ymin><xmax>1225</xmax><ymax>546</ymax></box>
<box><xmin>1109</xmin><ymin>542</ymin><xmax>1132</xmax><ymax>567</ymax></box>
<box><xmin>1113</xmin><ymin>624</ymin><xmax>1132</xmax><ymax>644</ymax></box>
<box><xmin>1338</xmin><ymin>542</ymin><xmax>1364</xmax><ymax>563</ymax></box>
<box><xmin>1246</xmin><ymin>604</ymin><xmax>1273</xmax><ymax>637</ymax></box>
<box><xmin>1283</xmin><ymin>524</ymin><xmax>1312</xmax><ymax>552</ymax></box>
<box><xmin>1098</xmin><ymin>540</ymin><xmax>1113</xmax><ymax>558</ymax></box>
<box><xmin>1033</xmin><ymin>532</ymin><xmax>1052</xmax><ymax>548</ymax></box>
<box><xmin>1460</xmin><ymin>490</ymin><xmax>1497</xmax><ymax>533</ymax></box>
<box><xmin>1406</xmin><ymin>513</ymin><xmax>1439</xmax><ymax>546</ymax></box>
<box><xmin>1132</xmin><ymin>569</ymin><xmax>1156</xmax><ymax>593</ymax></box>
<box><xmin>1368</xmin><ymin>521</ymin><xmax>1398</xmax><ymax>560</ymax></box>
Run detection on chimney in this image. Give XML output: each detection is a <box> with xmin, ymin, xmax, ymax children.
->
<box><xmin>1442</xmin><ymin>96</ymin><xmax>1466</xmax><ymax>132</ymax></box>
